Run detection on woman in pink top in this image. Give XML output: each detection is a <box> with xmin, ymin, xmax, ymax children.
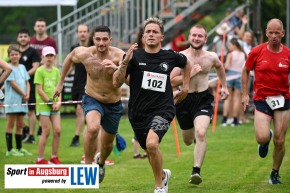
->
<box><xmin>221</xmin><ymin>38</ymin><xmax>247</xmax><ymax>126</ymax></box>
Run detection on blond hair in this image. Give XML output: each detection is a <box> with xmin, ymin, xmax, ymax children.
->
<box><xmin>143</xmin><ymin>17</ymin><xmax>164</xmax><ymax>34</ymax></box>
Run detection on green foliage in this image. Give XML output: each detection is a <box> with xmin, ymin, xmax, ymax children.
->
<box><xmin>1</xmin><ymin>117</ymin><xmax>290</xmax><ymax>192</ymax></box>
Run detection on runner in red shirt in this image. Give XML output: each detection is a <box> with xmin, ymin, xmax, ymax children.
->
<box><xmin>241</xmin><ymin>18</ymin><xmax>290</xmax><ymax>185</ymax></box>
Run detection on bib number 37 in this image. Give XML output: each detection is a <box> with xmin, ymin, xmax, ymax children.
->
<box><xmin>141</xmin><ymin>71</ymin><xmax>167</xmax><ymax>92</ymax></box>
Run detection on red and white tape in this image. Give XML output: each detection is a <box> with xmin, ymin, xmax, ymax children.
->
<box><xmin>0</xmin><ymin>98</ymin><xmax>130</xmax><ymax>107</ymax></box>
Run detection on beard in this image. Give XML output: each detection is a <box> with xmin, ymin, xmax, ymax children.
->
<box><xmin>190</xmin><ymin>42</ymin><xmax>204</xmax><ymax>50</ymax></box>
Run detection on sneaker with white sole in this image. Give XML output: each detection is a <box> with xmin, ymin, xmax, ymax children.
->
<box><xmin>6</xmin><ymin>148</ymin><xmax>24</xmax><ymax>157</ymax></box>
<box><xmin>189</xmin><ymin>173</ymin><xmax>202</xmax><ymax>185</ymax></box>
<box><xmin>269</xmin><ymin>170</ymin><xmax>282</xmax><ymax>184</ymax></box>
<box><xmin>258</xmin><ymin>129</ymin><xmax>273</xmax><ymax>158</ymax></box>
<box><xmin>162</xmin><ymin>169</ymin><xmax>171</xmax><ymax>193</ymax></box>
<box><xmin>19</xmin><ymin>148</ymin><xmax>32</xmax><ymax>156</ymax></box>
<box><xmin>154</xmin><ymin>187</ymin><xmax>166</xmax><ymax>193</ymax></box>
<box><xmin>95</xmin><ymin>152</ymin><xmax>106</xmax><ymax>183</ymax></box>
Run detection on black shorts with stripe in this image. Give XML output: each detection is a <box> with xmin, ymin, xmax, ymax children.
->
<box><xmin>176</xmin><ymin>89</ymin><xmax>214</xmax><ymax>130</ymax></box>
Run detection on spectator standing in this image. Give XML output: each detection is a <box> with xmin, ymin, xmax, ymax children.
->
<box><xmin>4</xmin><ymin>44</ymin><xmax>32</xmax><ymax>156</ymax></box>
<box><xmin>221</xmin><ymin>38</ymin><xmax>246</xmax><ymax>126</ymax></box>
<box><xmin>241</xmin><ymin>18</ymin><xmax>290</xmax><ymax>184</ymax></box>
<box><xmin>171</xmin><ymin>33</ymin><xmax>189</xmax><ymax>52</ymax></box>
<box><xmin>69</xmin><ymin>24</ymin><xmax>89</xmax><ymax>147</ymax></box>
<box><xmin>17</xmin><ymin>28</ymin><xmax>41</xmax><ymax>144</ymax></box>
<box><xmin>34</xmin><ymin>46</ymin><xmax>62</xmax><ymax>164</ymax></box>
<box><xmin>30</xmin><ymin>18</ymin><xmax>58</xmax><ymax>136</ymax></box>
<box><xmin>212</xmin><ymin>23</ymin><xmax>232</xmax><ymax>61</ymax></box>
<box><xmin>30</xmin><ymin>18</ymin><xmax>58</xmax><ymax>67</ymax></box>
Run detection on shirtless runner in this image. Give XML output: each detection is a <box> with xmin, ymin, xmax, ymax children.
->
<box><xmin>170</xmin><ymin>24</ymin><xmax>229</xmax><ymax>185</ymax></box>
<box><xmin>53</xmin><ymin>26</ymin><xmax>125</xmax><ymax>183</ymax></box>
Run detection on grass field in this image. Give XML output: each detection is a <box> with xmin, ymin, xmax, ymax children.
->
<box><xmin>0</xmin><ymin>115</ymin><xmax>290</xmax><ymax>193</ymax></box>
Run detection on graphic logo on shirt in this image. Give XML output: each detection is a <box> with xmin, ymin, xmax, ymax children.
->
<box><xmin>139</xmin><ymin>63</ymin><xmax>146</xmax><ymax>66</ymax></box>
<box><xmin>160</xmin><ymin>62</ymin><xmax>169</xmax><ymax>71</ymax></box>
<box><xmin>278</xmin><ymin>62</ymin><xmax>288</xmax><ymax>68</ymax></box>
<box><xmin>22</xmin><ymin>56</ymin><xmax>28</xmax><ymax>62</ymax></box>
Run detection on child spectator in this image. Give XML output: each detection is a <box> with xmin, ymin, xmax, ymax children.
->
<box><xmin>34</xmin><ymin>46</ymin><xmax>62</xmax><ymax>164</ymax></box>
<box><xmin>4</xmin><ymin>44</ymin><xmax>32</xmax><ymax>156</ymax></box>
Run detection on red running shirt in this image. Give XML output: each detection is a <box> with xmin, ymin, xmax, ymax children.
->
<box><xmin>245</xmin><ymin>43</ymin><xmax>290</xmax><ymax>101</ymax></box>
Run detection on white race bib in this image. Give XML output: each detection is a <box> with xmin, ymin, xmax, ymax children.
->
<box><xmin>141</xmin><ymin>71</ymin><xmax>167</xmax><ymax>92</ymax></box>
<box><xmin>265</xmin><ymin>95</ymin><xmax>285</xmax><ymax>110</ymax></box>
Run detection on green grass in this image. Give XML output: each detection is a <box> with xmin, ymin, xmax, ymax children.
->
<box><xmin>1</xmin><ymin>116</ymin><xmax>290</xmax><ymax>192</ymax></box>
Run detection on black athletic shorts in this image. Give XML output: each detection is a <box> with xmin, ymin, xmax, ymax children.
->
<box><xmin>176</xmin><ymin>89</ymin><xmax>214</xmax><ymax>130</ymax></box>
<box><xmin>133</xmin><ymin>115</ymin><xmax>170</xmax><ymax>150</ymax></box>
<box><xmin>254</xmin><ymin>99</ymin><xmax>290</xmax><ymax>117</ymax></box>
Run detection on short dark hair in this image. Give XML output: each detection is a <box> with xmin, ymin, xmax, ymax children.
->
<box><xmin>36</xmin><ymin>18</ymin><xmax>46</xmax><ymax>22</ymax></box>
<box><xmin>93</xmin><ymin>25</ymin><xmax>111</xmax><ymax>36</ymax></box>
<box><xmin>17</xmin><ymin>28</ymin><xmax>30</xmax><ymax>36</ymax></box>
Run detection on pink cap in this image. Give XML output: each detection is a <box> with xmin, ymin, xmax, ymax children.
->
<box><xmin>42</xmin><ymin>46</ymin><xmax>56</xmax><ymax>56</ymax></box>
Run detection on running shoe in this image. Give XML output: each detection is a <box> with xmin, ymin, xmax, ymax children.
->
<box><xmin>154</xmin><ymin>188</ymin><xmax>166</xmax><ymax>193</ymax></box>
<box><xmin>162</xmin><ymin>169</ymin><xmax>171</xmax><ymax>193</ymax></box>
<box><xmin>258</xmin><ymin>129</ymin><xmax>273</xmax><ymax>158</ymax></box>
<box><xmin>70</xmin><ymin>137</ymin><xmax>80</xmax><ymax>147</ymax></box>
<box><xmin>189</xmin><ymin>173</ymin><xmax>202</xmax><ymax>185</ymax></box>
<box><xmin>269</xmin><ymin>170</ymin><xmax>282</xmax><ymax>184</ymax></box>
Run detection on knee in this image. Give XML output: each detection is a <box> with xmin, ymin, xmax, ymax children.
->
<box><xmin>195</xmin><ymin>129</ymin><xmax>206</xmax><ymax>141</ymax></box>
<box><xmin>256</xmin><ymin>134</ymin><xmax>269</xmax><ymax>144</ymax></box>
<box><xmin>53</xmin><ymin>128</ymin><xmax>61</xmax><ymax>137</ymax></box>
<box><xmin>146</xmin><ymin>141</ymin><xmax>159</xmax><ymax>154</ymax></box>
<box><xmin>87</xmin><ymin>125</ymin><xmax>100</xmax><ymax>137</ymax></box>
<box><xmin>273</xmin><ymin>137</ymin><xmax>285</xmax><ymax>148</ymax></box>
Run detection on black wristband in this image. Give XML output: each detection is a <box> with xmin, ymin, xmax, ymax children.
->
<box><xmin>48</xmin><ymin>99</ymin><xmax>53</xmax><ymax>107</ymax></box>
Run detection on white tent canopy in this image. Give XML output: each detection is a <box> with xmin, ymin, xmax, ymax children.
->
<box><xmin>0</xmin><ymin>0</ymin><xmax>78</xmax><ymax>6</ymax></box>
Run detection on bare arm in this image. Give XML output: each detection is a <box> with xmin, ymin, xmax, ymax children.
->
<box><xmin>53</xmin><ymin>49</ymin><xmax>80</xmax><ymax>98</ymax></box>
<box><xmin>224</xmin><ymin>52</ymin><xmax>232</xmax><ymax>70</ymax></box>
<box><xmin>170</xmin><ymin>67</ymin><xmax>182</xmax><ymax>88</ymax></box>
<box><xmin>214</xmin><ymin>56</ymin><xmax>229</xmax><ymax>100</ymax></box>
<box><xmin>175</xmin><ymin>60</ymin><xmax>191</xmax><ymax>104</ymax></box>
<box><xmin>24</xmin><ymin>80</ymin><xmax>30</xmax><ymax>102</ymax></box>
<box><xmin>0</xmin><ymin>59</ymin><xmax>12</xmax><ymax>84</ymax></box>
<box><xmin>176</xmin><ymin>40</ymin><xmax>189</xmax><ymax>48</ymax></box>
<box><xmin>10</xmin><ymin>80</ymin><xmax>25</xmax><ymax>96</ymax></box>
<box><xmin>241</xmin><ymin>66</ymin><xmax>250</xmax><ymax>111</ymax></box>
<box><xmin>10</xmin><ymin>80</ymin><xmax>27</xmax><ymax>98</ymax></box>
<box><xmin>236</xmin><ymin>15</ymin><xmax>249</xmax><ymax>39</ymax></box>
<box><xmin>113</xmin><ymin>43</ymin><xmax>138</xmax><ymax>88</ymax></box>
<box><xmin>28</xmin><ymin>61</ymin><xmax>40</xmax><ymax>76</ymax></box>
<box><xmin>36</xmin><ymin>84</ymin><xmax>50</xmax><ymax>102</ymax></box>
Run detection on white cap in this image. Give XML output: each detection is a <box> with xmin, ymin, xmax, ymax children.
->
<box><xmin>216</xmin><ymin>23</ymin><xmax>231</xmax><ymax>35</ymax></box>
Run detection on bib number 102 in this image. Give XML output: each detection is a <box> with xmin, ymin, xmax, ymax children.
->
<box><xmin>141</xmin><ymin>71</ymin><xmax>167</xmax><ymax>92</ymax></box>
<box><xmin>147</xmin><ymin>79</ymin><xmax>162</xmax><ymax>88</ymax></box>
